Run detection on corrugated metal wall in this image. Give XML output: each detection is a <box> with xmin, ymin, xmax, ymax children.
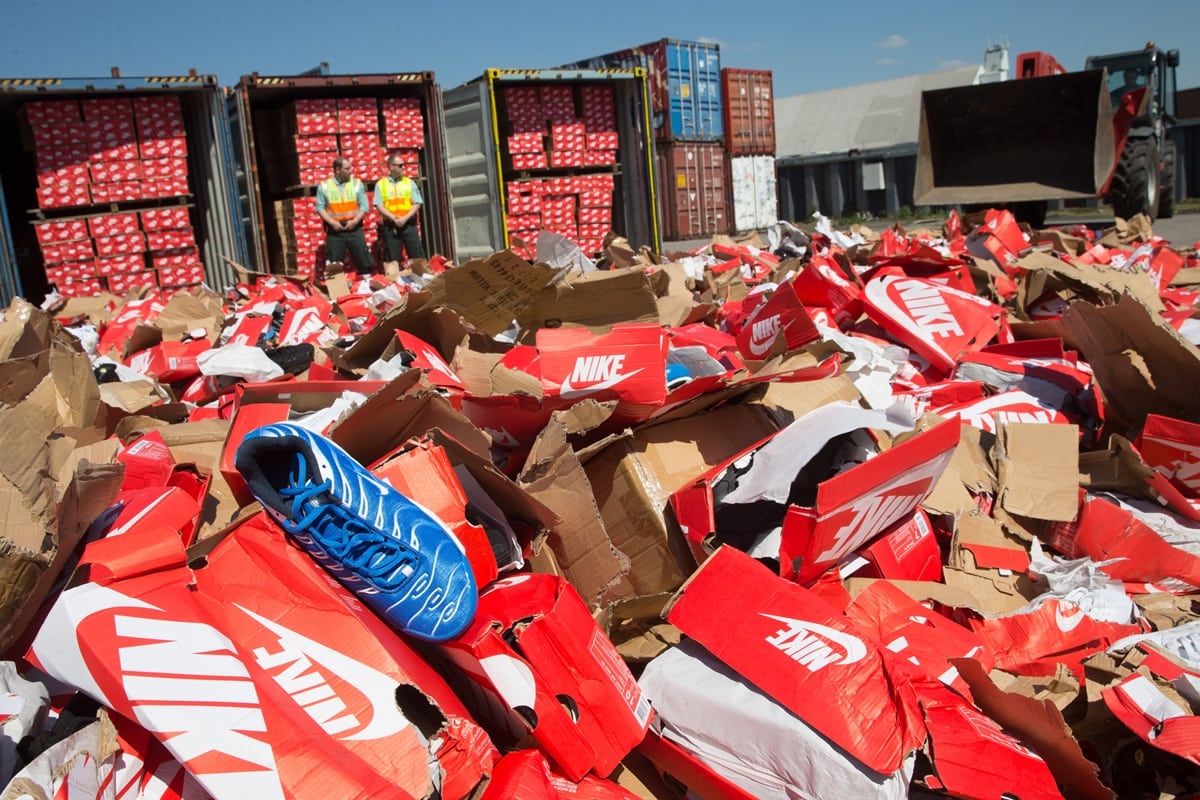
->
<box><xmin>776</xmin><ymin>149</ymin><xmax>917</xmax><ymax>221</ymax></box>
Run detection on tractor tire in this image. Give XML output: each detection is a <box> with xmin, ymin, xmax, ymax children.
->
<box><xmin>1110</xmin><ymin>137</ymin><xmax>1160</xmax><ymax>223</ymax></box>
<box><xmin>1159</xmin><ymin>140</ymin><xmax>1178</xmax><ymax>219</ymax></box>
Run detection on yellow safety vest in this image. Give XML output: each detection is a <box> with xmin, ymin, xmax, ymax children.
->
<box><xmin>321</xmin><ymin>177</ymin><xmax>363</xmax><ymax>222</ymax></box>
<box><xmin>377</xmin><ymin>176</ymin><xmax>414</xmax><ymax>215</ymax></box>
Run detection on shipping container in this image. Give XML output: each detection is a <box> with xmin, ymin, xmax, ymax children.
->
<box><xmin>721</xmin><ymin>68</ymin><xmax>776</xmax><ymax>156</ymax></box>
<box><xmin>656</xmin><ymin>141</ymin><xmax>729</xmax><ymax>240</ymax></box>
<box><xmin>442</xmin><ymin>68</ymin><xmax>660</xmax><ymax>262</ymax></box>
<box><xmin>729</xmin><ymin>155</ymin><xmax>779</xmax><ymax>232</ymax></box>
<box><xmin>559</xmin><ymin>39</ymin><xmax>723</xmax><ymax>143</ymax></box>
<box><xmin>228</xmin><ymin>71</ymin><xmax>450</xmax><ymax>275</ymax></box>
<box><xmin>0</xmin><ymin>74</ymin><xmax>246</xmax><ymax>304</ymax></box>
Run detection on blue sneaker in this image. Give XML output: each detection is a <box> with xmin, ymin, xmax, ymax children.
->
<box><xmin>234</xmin><ymin>422</ymin><xmax>477</xmax><ymax>641</ymax></box>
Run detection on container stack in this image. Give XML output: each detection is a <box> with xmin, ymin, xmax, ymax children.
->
<box><xmin>722</xmin><ymin>68</ymin><xmax>779</xmax><ymax>234</ymax></box>
<box><xmin>230</xmin><ymin>74</ymin><xmax>444</xmax><ymax>276</ymax></box>
<box><xmin>441</xmin><ymin>69</ymin><xmax>658</xmax><ymax>262</ymax></box>
<box><xmin>22</xmin><ymin>96</ymin><xmax>204</xmax><ymax>296</ymax></box>
<box><xmin>563</xmin><ymin>39</ymin><xmax>731</xmax><ymax>241</ymax></box>
<box><xmin>497</xmin><ymin>82</ymin><xmax>621</xmax><ymax>256</ymax></box>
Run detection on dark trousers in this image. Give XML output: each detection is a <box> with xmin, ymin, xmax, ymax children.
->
<box><xmin>324</xmin><ymin>227</ymin><xmax>374</xmax><ymax>271</ymax></box>
<box><xmin>380</xmin><ymin>222</ymin><xmax>425</xmax><ymax>262</ymax></box>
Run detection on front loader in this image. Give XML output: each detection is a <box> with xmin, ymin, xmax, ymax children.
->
<box><xmin>914</xmin><ymin>44</ymin><xmax>1180</xmax><ymax>224</ymax></box>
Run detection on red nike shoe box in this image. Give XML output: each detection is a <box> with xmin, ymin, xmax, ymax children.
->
<box><xmin>663</xmin><ymin>546</ymin><xmax>925</xmax><ymax>776</ymax></box>
<box><xmin>671</xmin><ymin>407</ymin><xmax>960</xmax><ymax>584</ymax></box>
<box><xmin>115</xmin><ymin>429</ymin><xmax>176</xmax><ymax>491</ymax></box>
<box><xmin>373</xmin><ymin>439</ymin><xmax>499</xmax><ymax>587</ymax></box>
<box><xmin>733</xmin><ymin>279</ymin><xmax>820</xmax><ymax>362</ymax></box>
<box><xmin>77</xmin><ymin>486</ymin><xmax>203</xmax><ymax>575</ymax></box>
<box><xmin>29</xmin><ymin>515</ymin><xmax>498</xmax><ymax>800</ymax></box>
<box><xmin>862</xmin><ymin>274</ymin><xmax>1004</xmax><ymax>375</ymax></box>
<box><xmin>480</xmin><ymin>750</ymin><xmax>642</xmax><ymax>800</ymax></box>
<box><xmin>126</xmin><ymin>338</ymin><xmax>211</xmax><ymax>384</ymax></box>
<box><xmin>439</xmin><ymin>573</ymin><xmax>653</xmax><ymax>781</ymax></box>
<box><xmin>842</xmin><ymin>507</ymin><xmax>942</xmax><ymax>583</ymax></box>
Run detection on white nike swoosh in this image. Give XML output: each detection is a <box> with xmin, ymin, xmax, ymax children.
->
<box><xmin>559</xmin><ymin>367</ymin><xmax>644</xmax><ymax>399</ymax></box>
<box><xmin>748</xmin><ymin>328</ymin><xmax>778</xmax><ymax>357</ymax></box>
<box><xmin>234</xmin><ymin>606</ymin><xmax>412</xmax><ymax>741</ymax></box>
<box><xmin>1054</xmin><ymin>603</ymin><xmax>1085</xmax><ymax>633</ymax></box>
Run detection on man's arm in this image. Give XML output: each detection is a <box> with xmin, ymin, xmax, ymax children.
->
<box><xmin>398</xmin><ymin>182</ymin><xmax>424</xmax><ymax>226</ymax></box>
<box><xmin>345</xmin><ymin>181</ymin><xmax>368</xmax><ymax>229</ymax></box>
<box><xmin>315</xmin><ymin>186</ymin><xmax>344</xmax><ymax>230</ymax></box>
<box><xmin>374</xmin><ymin>181</ymin><xmax>401</xmax><ymax>225</ymax></box>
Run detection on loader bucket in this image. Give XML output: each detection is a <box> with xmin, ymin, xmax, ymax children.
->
<box><xmin>914</xmin><ymin>70</ymin><xmax>1115</xmax><ymax>205</ymax></box>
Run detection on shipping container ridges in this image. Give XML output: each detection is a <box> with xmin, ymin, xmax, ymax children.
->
<box><xmin>486</xmin><ymin>68</ymin><xmax>647</xmax><ymax>80</ymax></box>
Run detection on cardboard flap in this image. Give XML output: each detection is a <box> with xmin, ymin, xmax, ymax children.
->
<box><xmin>426</xmin><ymin>252</ymin><xmax>557</xmax><ymax>336</ymax></box>
<box><xmin>996</xmin><ymin>422</ymin><xmax>1080</xmax><ymax>522</ymax></box>
<box><xmin>517</xmin><ymin>267</ymin><xmax>659</xmax><ymax>336</ymax></box>
<box><xmin>153</xmin><ymin>290</ymin><xmax>225</xmax><ymax>343</ymax></box>
<box><xmin>951</xmin><ymin>512</ymin><xmax>1031</xmax><ymax>573</ymax></box>
<box><xmin>1062</xmin><ymin>294</ymin><xmax>1200</xmax><ymax>432</ymax></box>
<box><xmin>954</xmin><ymin>659</ymin><xmax>1115</xmax><ymax>799</ymax></box>
<box><xmin>519</xmin><ymin>416</ymin><xmax>632</xmax><ymax>607</ymax></box>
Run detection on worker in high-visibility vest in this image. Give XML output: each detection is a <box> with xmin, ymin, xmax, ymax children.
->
<box><xmin>374</xmin><ymin>154</ymin><xmax>425</xmax><ymax>262</ymax></box>
<box><xmin>316</xmin><ymin>156</ymin><xmax>374</xmax><ymax>272</ymax></box>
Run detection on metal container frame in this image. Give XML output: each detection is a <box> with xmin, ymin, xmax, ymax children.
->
<box><xmin>442</xmin><ymin>67</ymin><xmax>661</xmax><ymax>262</ymax></box>
<box><xmin>228</xmin><ymin>71</ymin><xmax>450</xmax><ymax>273</ymax></box>
<box><xmin>0</xmin><ymin>74</ymin><xmax>246</xmax><ymax>304</ymax></box>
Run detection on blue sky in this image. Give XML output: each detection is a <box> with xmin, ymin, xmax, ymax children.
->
<box><xmin>2</xmin><ymin>0</ymin><xmax>1198</xmax><ymax>97</ymax></box>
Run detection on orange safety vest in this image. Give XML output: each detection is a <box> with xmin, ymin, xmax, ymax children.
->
<box><xmin>377</xmin><ymin>175</ymin><xmax>414</xmax><ymax>215</ymax></box>
<box><xmin>320</xmin><ymin>177</ymin><xmax>363</xmax><ymax>222</ymax></box>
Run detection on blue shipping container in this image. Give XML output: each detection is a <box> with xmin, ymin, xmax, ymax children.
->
<box><xmin>558</xmin><ymin>39</ymin><xmax>723</xmax><ymax>142</ymax></box>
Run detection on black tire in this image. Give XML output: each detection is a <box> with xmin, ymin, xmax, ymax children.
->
<box><xmin>1159</xmin><ymin>140</ymin><xmax>1177</xmax><ymax>219</ymax></box>
<box><xmin>1110</xmin><ymin>137</ymin><xmax>1160</xmax><ymax>222</ymax></box>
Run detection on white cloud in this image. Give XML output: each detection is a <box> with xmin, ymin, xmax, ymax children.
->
<box><xmin>936</xmin><ymin>59</ymin><xmax>967</xmax><ymax>69</ymax></box>
<box><xmin>876</xmin><ymin>57</ymin><xmax>897</xmax><ymax>66</ymax></box>
<box><xmin>878</xmin><ymin>34</ymin><xmax>908</xmax><ymax>48</ymax></box>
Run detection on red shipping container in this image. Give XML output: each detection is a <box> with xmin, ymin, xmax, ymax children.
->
<box><xmin>96</xmin><ymin>253</ymin><xmax>147</xmax><ymax>276</ymax></box>
<box><xmin>90</xmin><ymin>213</ymin><xmax>140</xmax><ymax>238</ymax></box>
<box><xmin>721</xmin><ymin>68</ymin><xmax>776</xmax><ymax>156</ymax></box>
<box><xmin>107</xmin><ymin>270</ymin><xmax>159</xmax><ymax>293</ymax></box>
<box><xmin>141</xmin><ymin>207</ymin><xmax>190</xmax><ymax>230</ymax></box>
<box><xmin>656</xmin><ymin>140</ymin><xmax>729</xmax><ymax>239</ymax></box>
<box><xmin>34</xmin><ymin>219</ymin><xmax>88</xmax><ymax>244</ymax></box>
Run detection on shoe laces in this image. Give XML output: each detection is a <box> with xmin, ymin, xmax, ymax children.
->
<box><xmin>278</xmin><ymin>452</ymin><xmax>418</xmax><ymax>590</ymax></box>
